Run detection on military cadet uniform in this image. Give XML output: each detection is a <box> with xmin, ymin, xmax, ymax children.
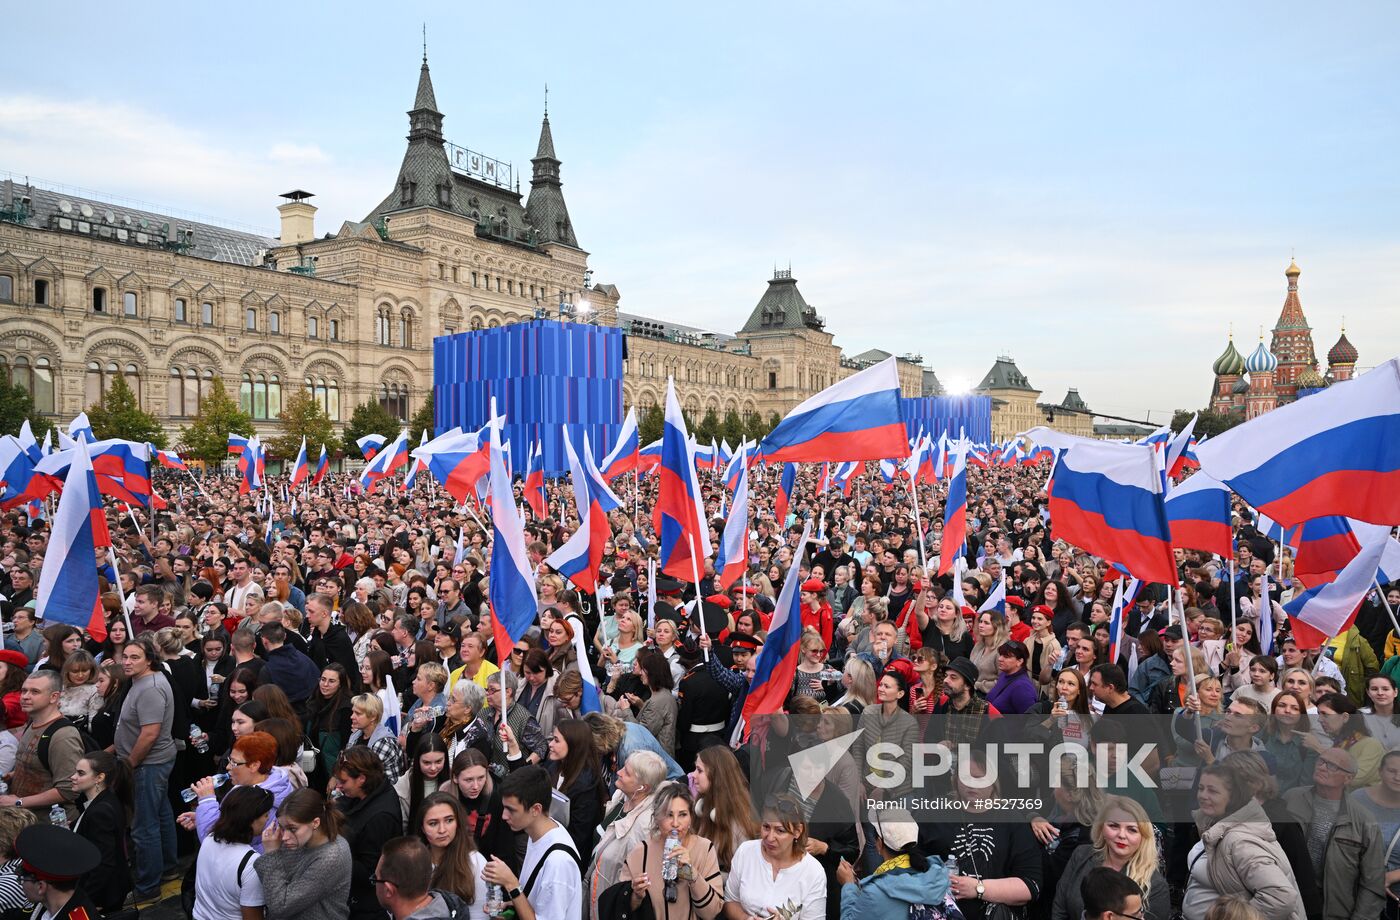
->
<box><xmin>675</xmin><ymin>657</ymin><xmax>733</xmax><ymax>771</ymax></box>
<box><xmin>13</xmin><ymin>824</ymin><xmax>101</xmax><ymax>920</ymax></box>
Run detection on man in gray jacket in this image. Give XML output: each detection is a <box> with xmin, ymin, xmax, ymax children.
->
<box><xmin>374</xmin><ymin>836</ymin><xmax>458</xmax><ymax>920</ymax></box>
<box><xmin>1284</xmin><ymin>747</ymin><xmax>1385</xmax><ymax>920</ymax></box>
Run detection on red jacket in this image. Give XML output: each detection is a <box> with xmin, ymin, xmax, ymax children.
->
<box><xmin>801</xmin><ymin>601</ymin><xmax>833</xmax><ymax>648</ymax></box>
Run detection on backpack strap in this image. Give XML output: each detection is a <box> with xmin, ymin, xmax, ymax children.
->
<box><xmin>35</xmin><ymin>717</ymin><xmax>76</xmax><ymax>771</ymax></box>
<box><xmin>522</xmin><ymin>842</ymin><xmax>578</xmax><ymax>897</ymax></box>
<box><xmin>237</xmin><ymin>849</ymin><xmax>255</xmax><ymax>888</ymax></box>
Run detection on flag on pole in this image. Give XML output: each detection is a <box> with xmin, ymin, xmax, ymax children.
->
<box><xmin>599</xmin><ymin>407</ymin><xmax>640</xmax><ymax>481</ymax></box>
<box><xmin>228</xmin><ymin>433</ymin><xmax>249</xmax><ymax>456</ymax></box>
<box><xmin>543</xmin><ymin>432</ymin><xmax>622</xmax><ymax>594</ymax></box>
<box><xmin>289</xmin><ymin>437</ymin><xmax>310</xmax><ymax>487</ymax></box>
<box><xmin>311</xmin><ymin>444</ymin><xmax>330</xmax><ymax>485</ymax></box>
<box><xmin>1284</xmin><ymin>538</ymin><xmax>1385</xmax><ymax>641</ymax></box>
<box><xmin>939</xmin><ymin>440</ymin><xmax>968</xmax><ymax>577</ymax></box>
<box><xmin>486</xmin><ymin>407</ymin><xmax>539</xmax><ymax>666</ymax></box>
<box><xmin>978</xmin><ymin>573</ymin><xmax>1007</xmax><ymax>614</ymax></box>
<box><xmin>523</xmin><ymin>440</ymin><xmax>546</xmax><ymax>519</ymax></box>
<box><xmin>715</xmin><ymin>446</ymin><xmax>750</xmax><ymax>590</ymax></box>
<box><xmin>359</xmin><ymin>430</ymin><xmax>409</xmax><ymax>490</ymax></box>
<box><xmin>153</xmin><ymin>447</ymin><xmax>189</xmax><ymax>472</ymax></box>
<box><xmin>759</xmin><ymin>357</ymin><xmax>909</xmax><ymax>462</ymax></box>
<box><xmin>742</xmin><ymin>523</ymin><xmax>813</xmax><ymax>733</ymax></box>
<box><xmin>35</xmin><ymin>437</ymin><xmax>110</xmax><ymax>641</ymax></box>
<box><xmin>656</xmin><ymin>379</ymin><xmax>712</xmax><ymax>582</ymax></box>
<box><xmin>1164</xmin><ymin>472</ymin><xmax>1233</xmax><ymax>558</ymax></box>
<box><xmin>1195</xmin><ymin>357</ymin><xmax>1400</xmax><ymax>526</ymax></box>
<box><xmin>403</xmin><ymin>430</ymin><xmax>428</xmax><ymax>491</ymax></box>
<box><xmin>68</xmin><ymin>412</ymin><xmax>95</xmax><ymax>443</ymax></box>
<box><xmin>356</xmin><ymin>434</ymin><xmax>387</xmax><ymax>461</ymax></box>
<box><xmin>774</xmin><ymin>462</ymin><xmax>797</xmax><ymax>525</ymax></box>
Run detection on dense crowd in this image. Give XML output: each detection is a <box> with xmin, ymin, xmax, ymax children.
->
<box><xmin>0</xmin><ymin>456</ymin><xmax>1395</xmax><ymax>920</ymax></box>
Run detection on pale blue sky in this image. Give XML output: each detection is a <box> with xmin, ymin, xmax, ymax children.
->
<box><xmin>3</xmin><ymin>2</ymin><xmax>1397</xmax><ymax>420</ymax></box>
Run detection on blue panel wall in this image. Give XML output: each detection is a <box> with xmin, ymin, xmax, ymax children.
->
<box><xmin>433</xmin><ymin>320</ymin><xmax>626</xmax><ymax>475</ymax></box>
<box><xmin>902</xmin><ymin>395</ymin><xmax>993</xmax><ymax>445</ymax></box>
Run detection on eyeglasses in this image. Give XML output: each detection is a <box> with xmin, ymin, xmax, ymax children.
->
<box><xmin>368</xmin><ymin>876</ymin><xmax>393</xmax><ymax>886</ymax></box>
<box><xmin>1318</xmin><ymin>759</ymin><xmax>1356</xmax><ymax>775</ymax></box>
<box><xmin>228</xmin><ymin>758</ymin><xmax>249</xmax><ymax>768</ymax></box>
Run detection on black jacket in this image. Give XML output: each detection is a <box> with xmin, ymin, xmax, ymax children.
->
<box><xmin>262</xmin><ymin>644</ymin><xmax>321</xmax><ymax>707</ymax></box>
<box><xmin>338</xmin><ymin>778</ymin><xmax>403</xmax><ymax>920</ymax></box>
<box><xmin>309</xmin><ymin>623</ymin><xmax>361</xmax><ymax>691</ymax></box>
<box><xmin>75</xmin><ymin>788</ymin><xmax>131</xmax><ymax>911</ymax></box>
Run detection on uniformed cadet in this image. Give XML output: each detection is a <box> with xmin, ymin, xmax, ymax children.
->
<box><xmin>13</xmin><ymin>824</ymin><xmax>101</xmax><ymax>920</ymax></box>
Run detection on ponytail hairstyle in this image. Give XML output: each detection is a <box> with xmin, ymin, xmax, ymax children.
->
<box><xmin>276</xmin><ymin>787</ymin><xmax>343</xmax><ymax>842</ymax></box>
<box><xmin>78</xmin><ymin>751</ymin><xmax>134</xmax><ymax>820</ymax></box>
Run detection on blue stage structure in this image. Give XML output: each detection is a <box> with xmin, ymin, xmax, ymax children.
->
<box><xmin>433</xmin><ymin>320</ymin><xmax>626</xmax><ymax>475</ymax></box>
<box><xmin>902</xmin><ymin>395</ymin><xmax>993</xmax><ymax>445</ymax></box>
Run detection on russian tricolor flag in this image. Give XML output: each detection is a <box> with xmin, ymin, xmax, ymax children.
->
<box><xmin>638</xmin><ymin>439</ymin><xmax>663</xmax><ymax>475</ymax></box>
<box><xmin>0</xmin><ymin>436</ymin><xmax>37</xmax><ymax>508</ymax></box>
<box><xmin>939</xmin><ymin>441</ymin><xmax>968</xmax><ymax>577</ymax></box>
<box><xmin>1166</xmin><ymin>415</ymin><xmax>1199</xmax><ymax>479</ymax></box>
<box><xmin>403</xmin><ymin>430</ymin><xmax>428</xmax><ymax>492</ymax></box>
<box><xmin>692</xmin><ymin>440</ymin><xmax>717</xmax><ymax>472</ymax></box>
<box><xmin>759</xmin><ymin>356</ymin><xmax>909</xmax><ymax>463</ymax></box>
<box><xmin>238</xmin><ymin>437</ymin><xmax>264</xmax><ymax>494</ymax></box>
<box><xmin>656</xmin><ymin>379</ymin><xmax>712</xmax><ymax>583</ymax></box>
<box><xmin>359</xmin><ymin>430</ymin><xmax>409</xmax><ymax>490</ymax></box>
<box><xmin>311</xmin><ymin>444</ymin><xmax>329</xmax><ymax>485</ymax></box>
<box><xmin>1165</xmin><ymin>472</ymin><xmax>1233</xmax><ymax>558</ymax></box>
<box><xmin>715</xmin><ymin>445</ymin><xmax>750</xmax><ymax>590</ymax></box>
<box><xmin>68</xmin><ymin>412</ymin><xmax>95</xmax><ymax>443</ymax></box>
<box><xmin>153</xmin><ymin>447</ymin><xmax>189</xmax><ymax>472</ymax></box>
<box><xmin>523</xmin><ymin>440</ymin><xmax>546</xmax><ymax>519</ymax></box>
<box><xmin>544</xmin><ymin>432</ymin><xmax>621</xmax><ymax>594</ymax></box>
<box><xmin>1285</xmin><ymin>536</ymin><xmax>1386</xmax><ymax>640</ymax></box>
<box><xmin>1197</xmin><ymin>357</ymin><xmax>1400</xmax><ymax>527</ymax></box>
<box><xmin>289</xmin><ymin>437</ymin><xmax>310</xmax><ymax>487</ymax></box>
<box><xmin>742</xmin><ymin>523</ymin><xmax>813</xmax><ymax>734</ymax></box>
<box><xmin>978</xmin><ymin>573</ymin><xmax>1007</xmax><ymax>614</ymax></box>
<box><xmin>774</xmin><ymin>462</ymin><xmax>797</xmax><ymax>525</ymax></box>
<box><xmin>228</xmin><ymin>433</ymin><xmax>248</xmax><ymax>456</ymax></box>
<box><xmin>485</xmin><ymin>409</ymin><xmax>539</xmax><ymax>666</ymax></box>
<box><xmin>1106</xmin><ymin>576</ymin><xmax>1141</xmax><ymax>665</ymax></box>
<box><xmin>36</xmin><ymin>437</ymin><xmax>110</xmax><ymax>641</ymax></box>
<box><xmin>357</xmin><ymin>434</ymin><xmax>387</xmax><ymax>461</ymax></box>
<box><xmin>1048</xmin><ymin>440</ymin><xmax>1177</xmax><ymax>584</ymax></box>
<box><xmin>599</xmin><ymin>407</ymin><xmax>640</xmax><ymax>481</ymax></box>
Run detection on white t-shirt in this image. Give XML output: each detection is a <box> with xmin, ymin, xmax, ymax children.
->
<box><xmin>464</xmin><ymin>850</ymin><xmax>488</xmax><ymax>920</ymax></box>
<box><xmin>723</xmin><ymin>839</ymin><xmax>827</xmax><ymax>920</ymax></box>
<box><xmin>194</xmin><ymin>838</ymin><xmax>265</xmax><ymax>920</ymax></box>
<box><xmin>519</xmin><ymin>823</ymin><xmax>580</xmax><ymax>920</ymax></box>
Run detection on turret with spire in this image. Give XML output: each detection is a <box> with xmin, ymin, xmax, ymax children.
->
<box><xmin>1327</xmin><ymin>322</ymin><xmax>1359</xmax><ymax>382</ymax></box>
<box><xmin>364</xmin><ymin>51</ymin><xmax>454</xmax><ymax>221</ymax></box>
<box><xmin>524</xmin><ymin>92</ymin><xmax>578</xmax><ymax>248</ymax></box>
<box><xmin>1209</xmin><ymin>331</ymin><xmax>1246</xmax><ymax>415</ymax></box>
<box><xmin>1269</xmin><ymin>258</ymin><xmax>1319</xmax><ymax>403</ymax></box>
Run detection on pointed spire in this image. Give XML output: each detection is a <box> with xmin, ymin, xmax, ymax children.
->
<box><xmin>535</xmin><ymin>107</ymin><xmax>557</xmax><ymax>160</ymax></box>
<box><xmin>414</xmin><ymin>54</ymin><xmax>439</xmax><ymax>114</ymax></box>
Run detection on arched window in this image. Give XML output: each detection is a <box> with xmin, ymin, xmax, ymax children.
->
<box><xmin>174</xmin><ymin>298</ymin><xmax>187</xmax><ymax>323</ymax></box>
<box><xmin>240</xmin><ymin>372</ymin><xmax>253</xmax><ymax>415</ymax></box>
<box><xmin>253</xmin><ymin>373</ymin><xmax>268</xmax><ymax>419</ymax></box>
<box><xmin>11</xmin><ymin>356</ymin><xmax>30</xmax><ymax>395</ymax></box>
<box><xmin>379</xmin><ymin>381</ymin><xmax>409</xmax><ymax>420</ymax></box>
<box><xmin>328</xmin><ymin>318</ymin><xmax>339</xmax><ymax>341</ymax></box>
<box><xmin>125</xmin><ymin>364</ymin><xmax>140</xmax><ymax>405</ymax></box>
<box><xmin>31</xmin><ymin>357</ymin><xmax>52</xmax><ymax>413</ymax></box>
<box><xmin>246</xmin><ymin>308</ymin><xmax>257</xmax><ymax>331</ymax></box>
<box><xmin>314</xmin><ymin>377</ymin><xmax>327</xmax><ymax>411</ymax></box>
<box><xmin>0</xmin><ymin>275</ymin><xmax>12</xmax><ymax>303</ymax></box>
<box><xmin>0</xmin><ymin>354</ymin><xmax>8</xmax><ymax>384</ymax></box>
<box><xmin>201</xmin><ymin>301</ymin><xmax>214</xmax><ymax>325</ymax></box>
<box><xmin>268</xmin><ymin>374</ymin><xmax>282</xmax><ymax>419</ymax></box>
<box><xmin>376</xmin><ymin>308</ymin><xmax>391</xmax><ymax>345</ymax></box>
<box><xmin>200</xmin><ymin>369</ymin><xmax>213</xmax><ymax>406</ymax></box>
<box><xmin>168</xmin><ymin>368</ymin><xmax>183</xmax><ymax>416</ymax></box>
<box><xmin>184</xmin><ymin>368</ymin><xmax>200</xmax><ymax>415</ymax></box>
<box><xmin>85</xmin><ymin>361</ymin><xmax>102</xmax><ymax>406</ymax></box>
<box><xmin>123</xmin><ymin>292</ymin><xmax>138</xmax><ymax>316</ymax></box>
<box><xmin>269</xmin><ymin>312</ymin><xmax>280</xmax><ymax>334</ymax></box>
<box><xmin>399</xmin><ymin>312</ymin><xmax>412</xmax><ymax>348</ymax></box>
<box><xmin>308</xmin><ymin>315</ymin><xmax>319</xmax><ymax>339</ymax></box>
<box><xmin>328</xmin><ymin>379</ymin><xmax>340</xmax><ymax>420</ymax></box>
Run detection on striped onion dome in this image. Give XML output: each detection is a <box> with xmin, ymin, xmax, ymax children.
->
<box><xmin>1244</xmin><ymin>340</ymin><xmax>1278</xmax><ymax>374</ymax></box>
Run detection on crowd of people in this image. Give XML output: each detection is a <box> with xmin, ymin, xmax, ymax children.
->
<box><xmin>0</xmin><ymin>453</ymin><xmax>1396</xmax><ymax>920</ymax></box>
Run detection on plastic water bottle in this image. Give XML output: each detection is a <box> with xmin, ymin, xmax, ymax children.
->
<box><xmin>189</xmin><ymin>725</ymin><xmax>209</xmax><ymax>754</ymax></box>
<box><xmin>662</xmin><ymin>828</ymin><xmax>680</xmax><ymax>902</ymax></box>
<box><xmin>48</xmin><ymin>804</ymin><xmax>68</xmax><ymax>830</ymax></box>
<box><xmin>818</xmin><ymin>667</ymin><xmax>843</xmax><ymax>682</ymax></box>
<box><xmin>180</xmin><ymin>773</ymin><xmax>230</xmax><ymax>803</ymax></box>
<box><xmin>945</xmin><ymin>855</ymin><xmax>961</xmax><ymax>877</ymax></box>
<box><xmin>484</xmin><ymin>884</ymin><xmax>503</xmax><ymax>917</ymax></box>
<box><xmin>0</xmin><ymin>778</ymin><xmax>9</xmax><ymax>796</ymax></box>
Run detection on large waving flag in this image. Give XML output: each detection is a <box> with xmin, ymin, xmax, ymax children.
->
<box><xmin>238</xmin><ymin>437</ymin><xmax>264</xmax><ymax>494</ymax></box>
<box><xmin>36</xmin><ymin>439</ymin><xmax>110</xmax><ymax>641</ymax></box>
<box><xmin>359</xmin><ymin>430</ymin><xmax>409</xmax><ymax>490</ymax></box>
<box><xmin>153</xmin><ymin>447</ymin><xmax>189</xmax><ymax>472</ymax></box>
<box><xmin>522</xmin><ymin>440</ymin><xmax>546</xmax><ymax>519</ymax></box>
<box><xmin>715</xmin><ymin>445</ymin><xmax>751</xmax><ymax>590</ymax></box>
<box><xmin>759</xmin><ymin>356</ymin><xmax>909</xmax><ymax>462</ymax></box>
<box><xmin>311</xmin><ymin>444</ymin><xmax>329</xmax><ymax>485</ymax></box>
<box><xmin>1165</xmin><ymin>472</ymin><xmax>1233</xmax><ymax>558</ymax></box>
<box><xmin>289</xmin><ymin>437</ymin><xmax>310</xmax><ymax>488</ymax></box>
<box><xmin>68</xmin><ymin>412</ymin><xmax>95</xmax><ymax>443</ymax></box>
<box><xmin>17</xmin><ymin>422</ymin><xmax>42</xmax><ymax>465</ymax></box>
<box><xmin>0</xmin><ymin>437</ymin><xmax>37</xmax><ymax>508</ymax></box>
<box><xmin>978</xmin><ymin>573</ymin><xmax>1007</xmax><ymax>614</ymax></box>
<box><xmin>1049</xmin><ymin>440</ymin><xmax>1177</xmax><ymax>584</ymax></box>
<box><xmin>638</xmin><ymin>439</ymin><xmax>663</xmax><ymax>475</ymax></box>
<box><xmin>939</xmin><ymin>440</ymin><xmax>969</xmax><ymax>577</ymax></box>
<box><xmin>227</xmin><ymin>433</ymin><xmax>248</xmax><ymax>456</ymax></box>
<box><xmin>7</xmin><ymin>439</ymin><xmax>151</xmax><ymax>509</ymax></box>
<box><xmin>356</xmin><ymin>434</ymin><xmax>387</xmax><ymax>461</ymax></box>
<box><xmin>656</xmin><ymin>379</ymin><xmax>712</xmax><ymax>583</ymax></box>
<box><xmin>1166</xmin><ymin>415</ymin><xmax>1199</xmax><ymax>479</ymax></box>
<box><xmin>723</xmin><ymin>442</ymin><xmax>749</xmax><ymax>492</ymax></box>
<box><xmin>414</xmin><ymin>424</ymin><xmax>496</xmax><ymax>504</ymax></box>
<box><xmin>599</xmin><ymin>407</ymin><xmax>640</xmax><ymax>481</ymax></box>
<box><xmin>403</xmin><ymin>430</ymin><xmax>428</xmax><ymax>491</ymax></box>
<box><xmin>486</xmin><ymin>411</ymin><xmax>539</xmax><ymax>666</ymax></box>
<box><xmin>742</xmin><ymin>523</ymin><xmax>813</xmax><ymax>733</ymax></box>
<box><xmin>692</xmin><ymin>440</ymin><xmax>717</xmax><ymax>472</ymax></box>
<box><xmin>1196</xmin><ymin>357</ymin><xmax>1400</xmax><ymax>527</ymax></box>
<box><xmin>544</xmin><ymin>432</ymin><xmax>622</xmax><ymax>594</ymax></box>
<box><xmin>1285</xmin><ymin>537</ymin><xmax>1386</xmax><ymax>641</ymax></box>
<box><xmin>774</xmin><ymin>462</ymin><xmax>797</xmax><ymax>525</ymax></box>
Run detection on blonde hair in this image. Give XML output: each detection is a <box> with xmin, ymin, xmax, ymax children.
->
<box><xmin>799</xmin><ymin>629</ymin><xmax>825</xmax><ymax>654</ymax></box>
<box><xmin>1194</xmin><ymin>674</ymin><xmax>1223</xmax><ymax>713</ymax></box>
<box><xmin>1092</xmin><ymin>795</ymin><xmax>1158</xmax><ymax>898</ymax></box>
<box><xmin>978</xmin><ymin>610</ymin><xmax>1010</xmax><ymax>649</ymax></box>
<box><xmin>842</xmin><ymin>657</ymin><xmax>876</xmax><ymax>706</ymax></box>
<box><xmin>936</xmin><ymin>596</ymin><xmax>968</xmax><ymax>642</ymax></box>
<box><xmin>417</xmin><ymin>662</ymin><xmax>448</xmax><ymax>693</ymax></box>
<box><xmin>1202</xmin><ymin>896</ymin><xmax>1267</xmax><ymax>920</ymax></box>
<box><xmin>351</xmin><ymin>692</ymin><xmax>383</xmax><ymax>724</ymax></box>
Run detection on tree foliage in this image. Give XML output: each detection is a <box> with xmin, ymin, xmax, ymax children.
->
<box><xmin>0</xmin><ymin>381</ymin><xmax>51</xmax><ymax>440</ymax></box>
<box><xmin>721</xmin><ymin>410</ymin><xmax>746</xmax><ymax>447</ymax></box>
<box><xmin>267</xmin><ymin>389</ymin><xmax>337</xmax><ymax>460</ymax></box>
<box><xmin>638</xmin><ymin>405</ymin><xmax>663</xmax><ymax>446</ymax></box>
<box><xmin>343</xmin><ymin>400</ymin><xmax>401</xmax><ymax>456</ymax></box>
<box><xmin>744</xmin><ymin>412</ymin><xmax>771</xmax><ymax>445</ymax></box>
<box><xmin>178</xmin><ymin>377</ymin><xmax>253</xmax><ymax>465</ymax></box>
<box><xmin>1171</xmin><ymin>408</ymin><xmax>1244</xmax><ymax>439</ymax></box>
<box><xmin>694</xmin><ymin>409</ymin><xmax>721</xmax><ymax>444</ymax></box>
<box><xmin>409</xmin><ymin>391</ymin><xmax>436</xmax><ymax>440</ymax></box>
<box><xmin>88</xmin><ymin>374</ymin><xmax>166</xmax><ymax>448</ymax></box>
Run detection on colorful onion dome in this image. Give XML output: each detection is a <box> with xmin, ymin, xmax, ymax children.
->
<box><xmin>1245</xmin><ymin>340</ymin><xmax>1278</xmax><ymax>374</ymax></box>
<box><xmin>1212</xmin><ymin>337</ymin><xmax>1246</xmax><ymax>376</ymax></box>
<box><xmin>1328</xmin><ymin>330</ymin><xmax>1358</xmax><ymax>366</ymax></box>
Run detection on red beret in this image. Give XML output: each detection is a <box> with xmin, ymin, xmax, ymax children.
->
<box><xmin>1006</xmin><ymin>596</ymin><xmax>1026</xmax><ymax>609</ymax></box>
<box><xmin>801</xmin><ymin>579</ymin><xmax>826</xmax><ymax>593</ymax></box>
<box><xmin>705</xmin><ymin>594</ymin><xmax>732</xmax><ymax>609</ymax></box>
<box><xmin>735</xmin><ymin>586</ymin><xmax>760</xmax><ymax>596</ymax></box>
<box><xmin>1033</xmin><ymin>604</ymin><xmax>1054</xmax><ymax>618</ymax></box>
<box><xmin>960</xmin><ymin>605</ymin><xmax>979</xmax><ymax>618</ymax></box>
<box><xmin>0</xmin><ymin>650</ymin><xmax>30</xmax><ymax>670</ymax></box>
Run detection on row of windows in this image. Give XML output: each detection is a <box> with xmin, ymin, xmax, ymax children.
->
<box><xmin>627</xmin><ymin>358</ymin><xmax>759</xmax><ymax>390</ymax></box>
<box><xmin>85</xmin><ymin>361</ymin><xmax>141</xmax><ymax>407</ymax></box>
<box><xmin>437</xmin><ymin>264</ymin><xmax>571</xmax><ymax>305</ymax></box>
<box><xmin>0</xmin><ymin>355</ymin><xmax>55</xmax><ymax>412</ymax></box>
<box><xmin>239</xmin><ymin>374</ymin><xmax>343</xmax><ymax>421</ymax></box>
<box><xmin>374</xmin><ymin>309</ymin><xmax>413</xmax><ymax>347</ymax></box>
<box><xmin>0</xmin><ymin>275</ymin><xmax>49</xmax><ymax>305</ymax></box>
<box><xmin>380</xmin><ymin>383</ymin><xmax>410</xmax><ymax>421</ymax></box>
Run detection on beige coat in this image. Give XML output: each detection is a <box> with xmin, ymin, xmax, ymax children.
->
<box><xmin>620</xmin><ymin>833</ymin><xmax>724</xmax><ymax>920</ymax></box>
<box><xmin>587</xmin><ymin>792</ymin><xmax>658</xmax><ymax>920</ymax></box>
<box><xmin>1193</xmin><ymin>799</ymin><xmax>1306</xmax><ymax>920</ymax></box>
